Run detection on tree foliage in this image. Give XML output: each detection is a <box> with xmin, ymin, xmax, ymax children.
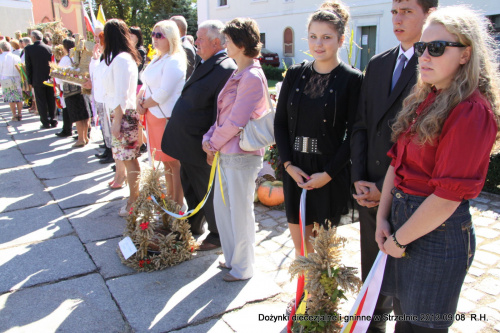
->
<box><xmin>92</xmin><ymin>0</ymin><xmax>197</xmax><ymax>46</ymax></box>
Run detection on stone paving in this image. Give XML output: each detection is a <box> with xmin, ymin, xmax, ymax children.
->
<box><xmin>0</xmin><ymin>103</ymin><xmax>499</xmax><ymax>332</ymax></box>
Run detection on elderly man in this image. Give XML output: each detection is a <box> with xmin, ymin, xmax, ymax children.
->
<box><xmin>170</xmin><ymin>15</ymin><xmax>196</xmax><ymax>80</ymax></box>
<box><xmin>24</xmin><ymin>30</ymin><xmax>56</xmax><ymax>129</ymax></box>
<box><xmin>162</xmin><ymin>20</ymin><xmax>237</xmax><ymax>251</ymax></box>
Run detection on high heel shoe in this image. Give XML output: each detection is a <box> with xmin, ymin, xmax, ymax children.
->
<box><xmin>119</xmin><ymin>201</ymin><xmax>134</xmax><ymax>217</ymax></box>
<box><xmin>72</xmin><ymin>141</ymin><xmax>86</xmax><ymax>148</ymax></box>
<box><xmin>109</xmin><ymin>179</ymin><xmax>127</xmax><ymax>190</ymax></box>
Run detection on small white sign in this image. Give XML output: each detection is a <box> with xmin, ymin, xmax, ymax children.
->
<box><xmin>119</xmin><ymin>236</ymin><xmax>138</xmax><ymax>260</ymax></box>
<box><xmin>362</xmin><ymin>35</ymin><xmax>369</xmax><ymax>46</ymax></box>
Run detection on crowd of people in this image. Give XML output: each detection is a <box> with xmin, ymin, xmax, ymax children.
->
<box><xmin>1</xmin><ymin>0</ymin><xmax>500</xmax><ymax>331</ymax></box>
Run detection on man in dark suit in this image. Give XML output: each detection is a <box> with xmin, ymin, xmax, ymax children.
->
<box><xmin>24</xmin><ymin>30</ymin><xmax>57</xmax><ymax>129</ymax></box>
<box><xmin>350</xmin><ymin>0</ymin><xmax>437</xmax><ymax>331</ymax></box>
<box><xmin>162</xmin><ymin>20</ymin><xmax>237</xmax><ymax>251</ymax></box>
<box><xmin>170</xmin><ymin>15</ymin><xmax>197</xmax><ymax>80</ymax></box>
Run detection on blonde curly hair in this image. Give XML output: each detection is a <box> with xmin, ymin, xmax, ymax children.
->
<box><xmin>391</xmin><ymin>5</ymin><xmax>500</xmax><ymax>145</ymax></box>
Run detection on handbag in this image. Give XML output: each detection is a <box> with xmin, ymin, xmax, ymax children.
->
<box><xmin>239</xmin><ymin>91</ymin><xmax>276</xmax><ymax>151</ymax></box>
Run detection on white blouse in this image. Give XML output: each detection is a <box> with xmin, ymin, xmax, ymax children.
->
<box><xmin>0</xmin><ymin>52</ymin><xmax>22</xmax><ymax>79</ymax></box>
<box><xmin>140</xmin><ymin>52</ymin><xmax>186</xmax><ymax>118</ymax></box>
<box><xmin>89</xmin><ymin>57</ymin><xmax>107</xmax><ymax>104</ymax></box>
<box><xmin>54</xmin><ymin>55</ymin><xmax>73</xmax><ymax>108</ymax></box>
<box><xmin>102</xmin><ymin>52</ymin><xmax>138</xmax><ymax>111</ymax></box>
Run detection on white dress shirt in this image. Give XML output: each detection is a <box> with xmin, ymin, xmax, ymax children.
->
<box><xmin>89</xmin><ymin>57</ymin><xmax>107</xmax><ymax>104</ymax></box>
<box><xmin>54</xmin><ymin>55</ymin><xmax>73</xmax><ymax>108</ymax></box>
<box><xmin>102</xmin><ymin>52</ymin><xmax>138</xmax><ymax>111</ymax></box>
<box><xmin>140</xmin><ymin>51</ymin><xmax>186</xmax><ymax>118</ymax></box>
<box><xmin>393</xmin><ymin>44</ymin><xmax>414</xmax><ymax>75</ymax></box>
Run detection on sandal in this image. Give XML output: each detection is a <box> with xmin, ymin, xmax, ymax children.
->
<box><xmin>109</xmin><ymin>179</ymin><xmax>127</xmax><ymax>190</ymax></box>
<box><xmin>118</xmin><ymin>201</ymin><xmax>133</xmax><ymax>217</ymax></box>
<box><xmin>223</xmin><ymin>272</ymin><xmax>244</xmax><ymax>282</ymax></box>
<box><xmin>218</xmin><ymin>261</ymin><xmax>231</xmax><ymax>270</ymax></box>
<box><xmin>72</xmin><ymin>141</ymin><xmax>86</xmax><ymax>148</ymax></box>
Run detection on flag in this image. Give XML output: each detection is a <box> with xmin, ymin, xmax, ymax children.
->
<box><xmin>97</xmin><ymin>5</ymin><xmax>106</xmax><ymax>25</ymax></box>
<box><xmin>81</xmin><ymin>2</ymin><xmax>94</xmax><ymax>34</ymax></box>
<box><xmin>340</xmin><ymin>251</ymin><xmax>388</xmax><ymax>333</ymax></box>
<box><xmin>88</xmin><ymin>0</ymin><xmax>98</xmax><ymax>28</ymax></box>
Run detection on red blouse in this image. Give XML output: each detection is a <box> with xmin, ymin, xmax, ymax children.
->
<box><xmin>388</xmin><ymin>89</ymin><xmax>498</xmax><ymax>202</ymax></box>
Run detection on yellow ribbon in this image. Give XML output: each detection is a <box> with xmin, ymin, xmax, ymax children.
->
<box><xmin>152</xmin><ymin>152</ymin><xmax>226</xmax><ymax>219</ymax></box>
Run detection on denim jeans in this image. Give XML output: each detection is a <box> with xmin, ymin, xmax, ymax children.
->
<box><xmin>381</xmin><ymin>188</ymin><xmax>475</xmax><ymax>329</ymax></box>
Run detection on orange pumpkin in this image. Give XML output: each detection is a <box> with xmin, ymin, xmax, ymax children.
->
<box><xmin>257</xmin><ymin>181</ymin><xmax>284</xmax><ymax>206</ymax></box>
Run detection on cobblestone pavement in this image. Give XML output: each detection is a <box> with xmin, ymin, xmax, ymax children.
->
<box><xmin>0</xmin><ymin>104</ymin><xmax>499</xmax><ymax>332</ymax></box>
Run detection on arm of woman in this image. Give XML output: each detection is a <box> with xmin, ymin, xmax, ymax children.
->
<box><xmin>136</xmin><ymin>87</ymin><xmax>146</xmax><ymax>115</ymax></box>
<box><xmin>274</xmin><ymin>66</ymin><xmax>310</xmax><ymax>185</ymax></box>
<box><xmin>375</xmin><ymin>165</ymin><xmax>396</xmax><ymax>254</ymax></box>
<box><xmin>142</xmin><ymin>57</ymin><xmax>185</xmax><ymax>109</ymax></box>
<box><xmin>208</xmin><ymin>72</ymin><xmax>264</xmax><ymax>150</ymax></box>
<box><xmin>382</xmin><ymin>99</ymin><xmax>497</xmax><ymax>258</ymax></box>
<box><xmin>111</xmin><ymin>105</ymin><xmax>124</xmax><ymax>139</ymax></box>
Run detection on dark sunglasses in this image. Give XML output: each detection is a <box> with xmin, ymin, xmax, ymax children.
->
<box><xmin>151</xmin><ymin>32</ymin><xmax>165</xmax><ymax>39</ymax></box>
<box><xmin>414</xmin><ymin>40</ymin><xmax>466</xmax><ymax>57</ymax></box>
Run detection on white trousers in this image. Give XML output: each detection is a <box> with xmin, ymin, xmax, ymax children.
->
<box><xmin>214</xmin><ymin>153</ymin><xmax>263</xmax><ymax>279</ymax></box>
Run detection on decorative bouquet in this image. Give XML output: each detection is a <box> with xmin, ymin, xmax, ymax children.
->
<box><xmin>118</xmin><ymin>161</ymin><xmax>198</xmax><ymax>272</ymax></box>
<box><xmin>289</xmin><ymin>223</ymin><xmax>362</xmax><ymax>332</ymax></box>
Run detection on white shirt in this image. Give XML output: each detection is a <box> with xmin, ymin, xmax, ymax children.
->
<box><xmin>140</xmin><ymin>52</ymin><xmax>186</xmax><ymax>118</ymax></box>
<box><xmin>102</xmin><ymin>52</ymin><xmax>138</xmax><ymax>111</ymax></box>
<box><xmin>55</xmin><ymin>55</ymin><xmax>73</xmax><ymax>108</ymax></box>
<box><xmin>393</xmin><ymin>45</ymin><xmax>414</xmax><ymax>75</ymax></box>
<box><xmin>0</xmin><ymin>52</ymin><xmax>22</xmax><ymax>79</ymax></box>
<box><xmin>12</xmin><ymin>49</ymin><xmax>21</xmax><ymax>57</ymax></box>
<box><xmin>89</xmin><ymin>57</ymin><xmax>107</xmax><ymax>103</ymax></box>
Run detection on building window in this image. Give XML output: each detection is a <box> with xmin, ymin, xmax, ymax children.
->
<box><xmin>218</xmin><ymin>0</ymin><xmax>228</xmax><ymax>7</ymax></box>
<box><xmin>260</xmin><ymin>33</ymin><xmax>266</xmax><ymax>48</ymax></box>
<box><xmin>283</xmin><ymin>27</ymin><xmax>294</xmax><ymax>57</ymax></box>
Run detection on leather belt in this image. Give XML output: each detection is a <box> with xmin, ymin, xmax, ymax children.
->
<box><xmin>293</xmin><ymin>136</ymin><xmax>321</xmax><ymax>154</ymax></box>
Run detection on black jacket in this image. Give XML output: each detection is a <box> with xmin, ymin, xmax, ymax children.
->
<box><xmin>274</xmin><ymin>61</ymin><xmax>363</xmax><ymax>178</ymax></box>
<box><xmin>162</xmin><ymin>52</ymin><xmax>237</xmax><ymax>166</ymax></box>
<box><xmin>181</xmin><ymin>37</ymin><xmax>197</xmax><ymax>80</ymax></box>
<box><xmin>24</xmin><ymin>41</ymin><xmax>52</xmax><ymax>87</ymax></box>
<box><xmin>350</xmin><ymin>46</ymin><xmax>418</xmax><ymax>190</ymax></box>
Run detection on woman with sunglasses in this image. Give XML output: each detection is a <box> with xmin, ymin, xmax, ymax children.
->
<box><xmin>137</xmin><ymin>20</ymin><xmax>186</xmax><ymax>208</ymax></box>
<box><xmin>102</xmin><ymin>19</ymin><xmax>143</xmax><ymax>216</ymax></box>
<box><xmin>376</xmin><ymin>6</ymin><xmax>499</xmax><ymax>332</ymax></box>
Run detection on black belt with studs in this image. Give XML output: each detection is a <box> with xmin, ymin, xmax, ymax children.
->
<box><xmin>293</xmin><ymin>136</ymin><xmax>321</xmax><ymax>154</ymax></box>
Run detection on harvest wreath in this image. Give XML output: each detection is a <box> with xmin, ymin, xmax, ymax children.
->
<box><xmin>117</xmin><ymin>163</ymin><xmax>198</xmax><ymax>271</ymax></box>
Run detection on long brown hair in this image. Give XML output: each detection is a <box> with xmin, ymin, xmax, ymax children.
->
<box><xmin>391</xmin><ymin>6</ymin><xmax>500</xmax><ymax>145</ymax></box>
<box><xmin>103</xmin><ymin>19</ymin><xmax>141</xmax><ymax>66</ymax></box>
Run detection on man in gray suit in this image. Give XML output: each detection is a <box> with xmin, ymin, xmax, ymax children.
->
<box><xmin>170</xmin><ymin>15</ymin><xmax>197</xmax><ymax>80</ymax></box>
<box><xmin>162</xmin><ymin>20</ymin><xmax>236</xmax><ymax>250</ymax></box>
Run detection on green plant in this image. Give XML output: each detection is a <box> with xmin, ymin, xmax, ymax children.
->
<box><xmin>263</xmin><ymin>145</ymin><xmax>283</xmax><ymax>181</ymax></box>
<box><xmin>262</xmin><ymin>64</ymin><xmax>285</xmax><ymax>81</ymax></box>
<box><xmin>483</xmin><ymin>153</ymin><xmax>500</xmax><ymax>195</ymax></box>
<box><xmin>346</xmin><ymin>29</ymin><xmax>361</xmax><ymax>67</ymax></box>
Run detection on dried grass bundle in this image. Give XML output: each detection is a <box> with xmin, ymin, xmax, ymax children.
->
<box><xmin>118</xmin><ymin>162</ymin><xmax>198</xmax><ymax>272</ymax></box>
<box><xmin>289</xmin><ymin>223</ymin><xmax>362</xmax><ymax>332</ymax></box>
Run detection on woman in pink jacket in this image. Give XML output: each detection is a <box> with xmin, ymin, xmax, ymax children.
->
<box><xmin>203</xmin><ymin>18</ymin><xmax>268</xmax><ymax>282</ymax></box>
